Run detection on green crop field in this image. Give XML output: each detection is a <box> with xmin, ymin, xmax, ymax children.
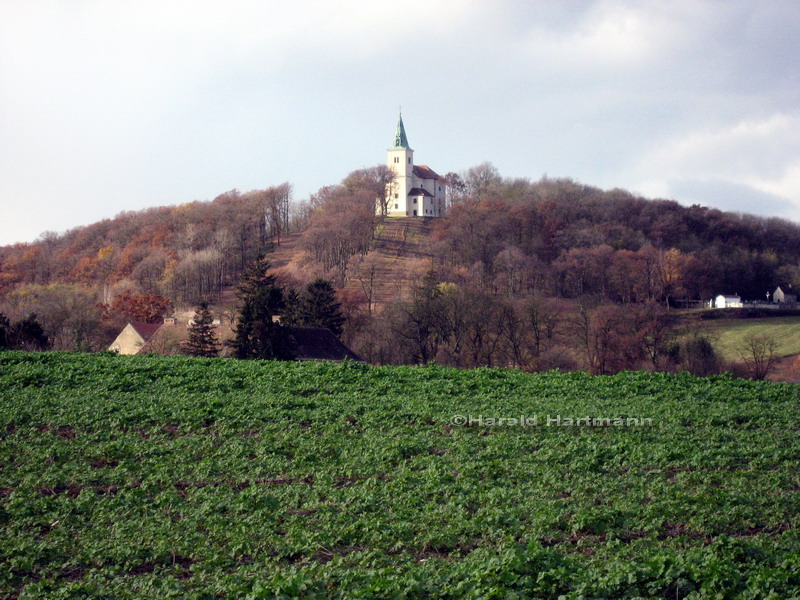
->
<box><xmin>698</xmin><ymin>316</ymin><xmax>800</xmax><ymax>362</ymax></box>
<box><xmin>1</xmin><ymin>352</ymin><xmax>799</xmax><ymax>599</ymax></box>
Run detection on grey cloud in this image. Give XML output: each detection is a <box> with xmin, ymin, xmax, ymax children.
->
<box><xmin>669</xmin><ymin>178</ymin><xmax>798</xmax><ymax>219</ymax></box>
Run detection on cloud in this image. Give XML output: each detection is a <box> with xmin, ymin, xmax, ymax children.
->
<box><xmin>520</xmin><ymin>2</ymin><xmax>694</xmax><ymax>74</ymax></box>
<box><xmin>628</xmin><ymin>113</ymin><xmax>800</xmax><ymax>216</ymax></box>
<box><xmin>668</xmin><ymin>179</ymin><xmax>799</xmax><ymax>219</ymax></box>
<box><xmin>1</xmin><ymin>1</ymin><xmax>800</xmax><ymax>245</ymax></box>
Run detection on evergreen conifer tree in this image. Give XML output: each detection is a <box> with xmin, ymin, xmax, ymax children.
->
<box><xmin>230</xmin><ymin>256</ymin><xmax>295</xmax><ymax>359</ymax></box>
<box><xmin>301</xmin><ymin>279</ymin><xmax>345</xmax><ymax>336</ymax></box>
<box><xmin>281</xmin><ymin>289</ymin><xmax>302</xmax><ymax>326</ymax></box>
<box><xmin>0</xmin><ymin>313</ymin><xmax>9</xmax><ymax>350</ymax></box>
<box><xmin>183</xmin><ymin>302</ymin><xmax>220</xmax><ymax>357</ymax></box>
<box><xmin>10</xmin><ymin>314</ymin><xmax>49</xmax><ymax>351</ymax></box>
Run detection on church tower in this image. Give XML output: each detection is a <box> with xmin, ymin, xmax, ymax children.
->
<box><xmin>387</xmin><ymin>113</ymin><xmax>413</xmax><ymax>212</ymax></box>
<box><xmin>383</xmin><ymin>112</ymin><xmax>446</xmax><ymax>217</ymax></box>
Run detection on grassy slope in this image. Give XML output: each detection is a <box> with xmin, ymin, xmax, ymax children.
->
<box><xmin>697</xmin><ymin>316</ymin><xmax>800</xmax><ymax>361</ymax></box>
<box><xmin>1</xmin><ymin>352</ymin><xmax>799</xmax><ymax>599</ymax></box>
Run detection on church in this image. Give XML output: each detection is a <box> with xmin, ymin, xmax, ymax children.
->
<box><xmin>384</xmin><ymin>114</ymin><xmax>446</xmax><ymax>217</ymax></box>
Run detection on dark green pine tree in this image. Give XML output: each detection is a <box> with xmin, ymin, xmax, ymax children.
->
<box><xmin>0</xmin><ymin>312</ymin><xmax>9</xmax><ymax>350</ymax></box>
<box><xmin>10</xmin><ymin>314</ymin><xmax>49</xmax><ymax>351</ymax></box>
<box><xmin>230</xmin><ymin>255</ymin><xmax>295</xmax><ymax>360</ymax></box>
<box><xmin>183</xmin><ymin>302</ymin><xmax>220</xmax><ymax>357</ymax></box>
<box><xmin>301</xmin><ymin>279</ymin><xmax>345</xmax><ymax>337</ymax></box>
<box><xmin>281</xmin><ymin>289</ymin><xmax>303</xmax><ymax>326</ymax></box>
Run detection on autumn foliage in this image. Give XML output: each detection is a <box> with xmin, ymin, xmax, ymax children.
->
<box><xmin>98</xmin><ymin>291</ymin><xmax>173</xmax><ymax>324</ymax></box>
<box><xmin>3</xmin><ymin>165</ymin><xmax>800</xmax><ymax>370</ymax></box>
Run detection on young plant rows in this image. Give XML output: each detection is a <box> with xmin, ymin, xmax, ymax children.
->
<box><xmin>1</xmin><ymin>351</ymin><xmax>799</xmax><ymax>598</ymax></box>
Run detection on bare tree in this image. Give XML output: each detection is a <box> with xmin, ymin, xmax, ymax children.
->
<box><xmin>443</xmin><ymin>172</ymin><xmax>467</xmax><ymax>207</ymax></box>
<box><xmin>344</xmin><ymin>165</ymin><xmax>395</xmax><ymax>217</ymax></box>
<box><xmin>497</xmin><ymin>300</ymin><xmax>527</xmax><ymax>367</ymax></box>
<box><xmin>301</xmin><ymin>185</ymin><xmax>376</xmax><ymax>286</ymax></box>
<box><xmin>738</xmin><ymin>333</ymin><xmax>778</xmax><ymax>380</ymax></box>
<box><xmin>131</xmin><ymin>251</ymin><xmax>169</xmax><ymax>293</ymax></box>
<box><xmin>526</xmin><ymin>296</ymin><xmax>563</xmax><ymax>361</ymax></box>
<box><xmin>631</xmin><ymin>301</ymin><xmax>677</xmax><ymax>370</ymax></box>
<box><xmin>463</xmin><ymin>162</ymin><xmax>501</xmax><ymax>200</ymax></box>
<box><xmin>167</xmin><ymin>249</ymin><xmax>224</xmax><ymax>303</ymax></box>
<box><xmin>250</xmin><ymin>183</ymin><xmax>292</xmax><ymax>245</ymax></box>
<box><xmin>352</xmin><ymin>253</ymin><xmax>381</xmax><ymax>314</ymax></box>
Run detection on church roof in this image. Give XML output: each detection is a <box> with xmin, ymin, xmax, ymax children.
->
<box><xmin>391</xmin><ymin>113</ymin><xmax>412</xmax><ymax>150</ymax></box>
<box><xmin>408</xmin><ymin>187</ymin><xmax>433</xmax><ymax>197</ymax></box>
<box><xmin>412</xmin><ymin>164</ymin><xmax>441</xmax><ymax>180</ymax></box>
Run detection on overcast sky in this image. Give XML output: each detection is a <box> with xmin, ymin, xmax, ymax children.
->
<box><xmin>2</xmin><ymin>0</ymin><xmax>799</xmax><ymax>245</ymax></box>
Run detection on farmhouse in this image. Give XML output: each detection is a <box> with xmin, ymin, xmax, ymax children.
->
<box><xmin>715</xmin><ymin>294</ymin><xmax>742</xmax><ymax>309</ymax></box>
<box><xmin>773</xmin><ymin>286</ymin><xmax>797</xmax><ymax>304</ymax></box>
<box><xmin>108</xmin><ymin>322</ymin><xmax>162</xmax><ymax>355</ymax></box>
<box><xmin>383</xmin><ymin>114</ymin><xmax>446</xmax><ymax>217</ymax></box>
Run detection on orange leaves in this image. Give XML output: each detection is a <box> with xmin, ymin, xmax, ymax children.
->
<box><xmin>99</xmin><ymin>290</ymin><xmax>173</xmax><ymax>324</ymax></box>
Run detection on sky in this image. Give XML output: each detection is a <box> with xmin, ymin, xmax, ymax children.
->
<box><xmin>1</xmin><ymin>0</ymin><xmax>799</xmax><ymax>246</ymax></box>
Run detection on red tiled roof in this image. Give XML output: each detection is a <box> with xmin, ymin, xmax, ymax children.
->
<box><xmin>408</xmin><ymin>187</ymin><xmax>433</xmax><ymax>197</ymax></box>
<box><xmin>412</xmin><ymin>165</ymin><xmax>441</xmax><ymax>180</ymax></box>
<box><xmin>130</xmin><ymin>322</ymin><xmax>162</xmax><ymax>341</ymax></box>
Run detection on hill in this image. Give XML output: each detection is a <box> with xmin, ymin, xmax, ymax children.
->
<box><xmin>2</xmin><ymin>352</ymin><xmax>799</xmax><ymax>598</ymax></box>
<box><xmin>4</xmin><ymin>173</ymin><xmax>800</xmax><ymax>307</ymax></box>
<box><xmin>4</xmin><ymin>169</ymin><xmax>800</xmax><ymax>364</ymax></box>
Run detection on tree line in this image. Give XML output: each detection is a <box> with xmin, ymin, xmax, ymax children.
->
<box><xmin>3</xmin><ymin>162</ymin><xmax>800</xmax><ymax>377</ymax></box>
<box><xmin>0</xmin><ymin>183</ymin><xmax>296</xmax><ymax>303</ymax></box>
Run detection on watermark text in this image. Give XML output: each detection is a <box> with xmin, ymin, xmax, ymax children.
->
<box><xmin>449</xmin><ymin>414</ymin><xmax>653</xmax><ymax>427</ymax></box>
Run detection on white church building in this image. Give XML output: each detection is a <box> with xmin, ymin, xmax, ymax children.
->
<box><xmin>384</xmin><ymin>114</ymin><xmax>446</xmax><ymax>217</ymax></box>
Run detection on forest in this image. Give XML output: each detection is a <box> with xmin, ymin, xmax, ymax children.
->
<box><xmin>2</xmin><ymin>163</ymin><xmax>800</xmax><ymax>374</ymax></box>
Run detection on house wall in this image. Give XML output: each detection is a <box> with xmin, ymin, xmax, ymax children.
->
<box><xmin>108</xmin><ymin>324</ymin><xmax>146</xmax><ymax>355</ymax></box>
<box><xmin>715</xmin><ymin>295</ymin><xmax>743</xmax><ymax>308</ymax></box>
<box><xmin>773</xmin><ymin>287</ymin><xmax>795</xmax><ymax>303</ymax></box>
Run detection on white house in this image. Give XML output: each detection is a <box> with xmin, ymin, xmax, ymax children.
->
<box><xmin>108</xmin><ymin>322</ymin><xmax>162</xmax><ymax>355</ymax></box>
<box><xmin>383</xmin><ymin>114</ymin><xmax>446</xmax><ymax>217</ymax></box>
<box><xmin>715</xmin><ymin>294</ymin><xmax>743</xmax><ymax>309</ymax></box>
<box><xmin>773</xmin><ymin>286</ymin><xmax>797</xmax><ymax>304</ymax></box>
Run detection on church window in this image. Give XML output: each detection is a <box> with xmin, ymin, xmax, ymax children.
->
<box><xmin>394</xmin><ymin>193</ymin><xmax>398</xmax><ymax>198</ymax></box>
<box><xmin>413</xmin><ymin>198</ymin><xmax>417</xmax><ymax>204</ymax></box>
<box><xmin>394</xmin><ymin>204</ymin><xmax>398</xmax><ymax>209</ymax></box>
<box><xmin>408</xmin><ymin>157</ymin><xmax>411</xmax><ymax>164</ymax></box>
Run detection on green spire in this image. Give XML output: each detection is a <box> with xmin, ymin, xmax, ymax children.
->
<box><xmin>391</xmin><ymin>113</ymin><xmax>411</xmax><ymax>149</ymax></box>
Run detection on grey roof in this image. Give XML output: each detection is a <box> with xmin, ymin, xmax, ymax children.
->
<box><xmin>284</xmin><ymin>326</ymin><xmax>363</xmax><ymax>362</ymax></box>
